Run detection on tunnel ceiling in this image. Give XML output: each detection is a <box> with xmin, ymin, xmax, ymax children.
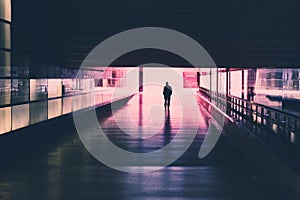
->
<box><xmin>12</xmin><ymin>0</ymin><xmax>300</xmax><ymax>68</ymax></box>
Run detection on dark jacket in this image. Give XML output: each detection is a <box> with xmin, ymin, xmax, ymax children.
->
<box><xmin>163</xmin><ymin>86</ymin><xmax>172</xmax><ymax>97</ymax></box>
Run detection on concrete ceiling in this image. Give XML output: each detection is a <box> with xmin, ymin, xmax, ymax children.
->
<box><xmin>12</xmin><ymin>0</ymin><xmax>300</xmax><ymax>68</ymax></box>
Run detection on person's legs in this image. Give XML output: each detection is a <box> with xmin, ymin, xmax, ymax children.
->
<box><xmin>167</xmin><ymin>97</ymin><xmax>171</xmax><ymax>109</ymax></box>
<box><xmin>164</xmin><ymin>96</ymin><xmax>167</xmax><ymax>109</ymax></box>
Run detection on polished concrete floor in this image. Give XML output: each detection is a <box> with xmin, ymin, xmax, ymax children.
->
<box><xmin>0</xmin><ymin>92</ymin><xmax>282</xmax><ymax>200</ymax></box>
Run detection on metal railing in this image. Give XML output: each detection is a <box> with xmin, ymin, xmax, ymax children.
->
<box><xmin>199</xmin><ymin>87</ymin><xmax>300</xmax><ymax>147</ymax></box>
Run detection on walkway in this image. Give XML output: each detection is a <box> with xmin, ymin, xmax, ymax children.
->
<box><xmin>0</xmin><ymin>92</ymin><xmax>281</xmax><ymax>200</ymax></box>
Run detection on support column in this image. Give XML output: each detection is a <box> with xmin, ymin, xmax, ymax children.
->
<box><xmin>209</xmin><ymin>68</ymin><xmax>212</xmax><ymax>101</ymax></box>
<box><xmin>139</xmin><ymin>66</ymin><xmax>143</xmax><ymax>92</ymax></box>
<box><xmin>216</xmin><ymin>67</ymin><xmax>219</xmax><ymax>99</ymax></box>
<box><xmin>226</xmin><ymin>67</ymin><xmax>230</xmax><ymax>115</ymax></box>
<box><xmin>197</xmin><ymin>71</ymin><xmax>200</xmax><ymax>88</ymax></box>
<box><xmin>242</xmin><ymin>70</ymin><xmax>245</xmax><ymax>99</ymax></box>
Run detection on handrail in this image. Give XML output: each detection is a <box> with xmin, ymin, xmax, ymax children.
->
<box><xmin>199</xmin><ymin>87</ymin><xmax>300</xmax><ymax>120</ymax></box>
<box><xmin>196</xmin><ymin>92</ymin><xmax>233</xmax><ymax>123</ymax></box>
<box><xmin>199</xmin><ymin>87</ymin><xmax>300</xmax><ymax>146</ymax></box>
<box><xmin>229</xmin><ymin>95</ymin><xmax>300</xmax><ymax>120</ymax></box>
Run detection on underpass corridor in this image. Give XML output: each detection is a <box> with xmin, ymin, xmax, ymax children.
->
<box><xmin>0</xmin><ymin>92</ymin><xmax>281</xmax><ymax>200</ymax></box>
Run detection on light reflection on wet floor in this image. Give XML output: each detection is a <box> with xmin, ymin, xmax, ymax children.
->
<box><xmin>0</xmin><ymin>93</ymin><xmax>281</xmax><ymax>200</ymax></box>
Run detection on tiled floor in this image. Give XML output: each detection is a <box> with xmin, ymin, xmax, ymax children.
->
<box><xmin>0</xmin><ymin>93</ymin><xmax>281</xmax><ymax>200</ymax></box>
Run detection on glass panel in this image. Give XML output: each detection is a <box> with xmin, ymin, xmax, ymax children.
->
<box><xmin>199</xmin><ymin>68</ymin><xmax>211</xmax><ymax>90</ymax></box>
<box><xmin>292</xmin><ymin>71</ymin><xmax>299</xmax><ymax>80</ymax></box>
<box><xmin>275</xmin><ymin>72</ymin><xmax>283</xmax><ymax>79</ymax></box>
<box><xmin>230</xmin><ymin>70</ymin><xmax>242</xmax><ymax>98</ymax></box>
<box><xmin>244</xmin><ymin>70</ymin><xmax>248</xmax><ymax>99</ymax></box>
<box><xmin>82</xmin><ymin>93</ymin><xmax>94</xmax><ymax>108</ymax></box>
<box><xmin>0</xmin><ymin>106</ymin><xmax>11</xmax><ymax>134</ymax></box>
<box><xmin>103</xmin><ymin>90</ymin><xmax>113</xmax><ymax>102</ymax></box>
<box><xmin>48</xmin><ymin>98</ymin><xmax>62</xmax><ymax>119</ymax></box>
<box><xmin>11</xmin><ymin>65</ymin><xmax>30</xmax><ymax>78</ymax></box>
<box><xmin>48</xmin><ymin>79</ymin><xmax>62</xmax><ymax>98</ymax></box>
<box><xmin>11</xmin><ymin>79</ymin><xmax>29</xmax><ymax>104</ymax></box>
<box><xmin>0</xmin><ymin>50</ymin><xmax>11</xmax><ymax>77</ymax></box>
<box><xmin>183</xmin><ymin>71</ymin><xmax>198</xmax><ymax>88</ymax></box>
<box><xmin>0</xmin><ymin>22</ymin><xmax>10</xmax><ymax>49</ymax></box>
<box><xmin>94</xmin><ymin>90</ymin><xmax>103</xmax><ymax>105</ymax></box>
<box><xmin>62</xmin><ymin>79</ymin><xmax>81</xmax><ymax>95</ymax></box>
<box><xmin>292</xmin><ymin>80</ymin><xmax>299</xmax><ymax>90</ymax></box>
<box><xmin>218</xmin><ymin>71</ymin><xmax>226</xmax><ymax>94</ymax></box>
<box><xmin>12</xmin><ymin>104</ymin><xmax>29</xmax><ymax>130</ymax></box>
<box><xmin>30</xmin><ymin>79</ymin><xmax>48</xmax><ymax>101</ymax></box>
<box><xmin>30</xmin><ymin>101</ymin><xmax>47</xmax><ymax>124</ymax></box>
<box><xmin>62</xmin><ymin>96</ymin><xmax>72</xmax><ymax>114</ymax></box>
<box><xmin>0</xmin><ymin>0</ymin><xmax>11</xmax><ymax>22</ymax></box>
<box><xmin>73</xmin><ymin>95</ymin><xmax>82</xmax><ymax>111</ymax></box>
<box><xmin>0</xmin><ymin>78</ymin><xmax>10</xmax><ymax>105</ymax></box>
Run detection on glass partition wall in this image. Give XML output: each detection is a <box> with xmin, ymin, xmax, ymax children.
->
<box><xmin>1</xmin><ymin>1</ymin><xmax>132</xmax><ymax>135</ymax></box>
<box><xmin>199</xmin><ymin>67</ymin><xmax>300</xmax><ymax>114</ymax></box>
<box><xmin>0</xmin><ymin>54</ymin><xmax>128</xmax><ymax>135</ymax></box>
<box><xmin>0</xmin><ymin>0</ymin><xmax>12</xmax><ymax>134</ymax></box>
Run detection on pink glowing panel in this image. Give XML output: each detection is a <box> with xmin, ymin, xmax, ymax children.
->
<box><xmin>63</xmin><ymin>96</ymin><xmax>73</xmax><ymax>114</ymax></box>
<box><xmin>230</xmin><ymin>70</ymin><xmax>242</xmax><ymax>98</ymax></box>
<box><xmin>12</xmin><ymin>104</ymin><xmax>29</xmax><ymax>131</ymax></box>
<box><xmin>30</xmin><ymin>101</ymin><xmax>47</xmax><ymax>124</ymax></box>
<box><xmin>0</xmin><ymin>107</ymin><xmax>11</xmax><ymax>134</ymax></box>
<box><xmin>94</xmin><ymin>91</ymin><xmax>103</xmax><ymax>105</ymax></box>
<box><xmin>30</xmin><ymin>79</ymin><xmax>48</xmax><ymax>101</ymax></box>
<box><xmin>0</xmin><ymin>0</ymin><xmax>11</xmax><ymax>22</ymax></box>
<box><xmin>183</xmin><ymin>72</ymin><xmax>198</xmax><ymax>88</ymax></box>
<box><xmin>127</xmin><ymin>85</ymin><xmax>181</xmax><ymax>127</ymax></box>
<box><xmin>0</xmin><ymin>22</ymin><xmax>10</xmax><ymax>49</ymax></box>
<box><xmin>199</xmin><ymin>68</ymin><xmax>211</xmax><ymax>90</ymax></box>
<box><xmin>48</xmin><ymin>79</ymin><xmax>62</xmax><ymax>98</ymax></box>
<box><xmin>124</xmin><ymin>67</ymin><xmax>139</xmax><ymax>92</ymax></box>
<box><xmin>48</xmin><ymin>99</ymin><xmax>62</xmax><ymax>119</ymax></box>
<box><xmin>81</xmin><ymin>93</ymin><xmax>94</xmax><ymax>108</ymax></box>
<box><xmin>73</xmin><ymin>95</ymin><xmax>83</xmax><ymax>111</ymax></box>
<box><xmin>144</xmin><ymin>68</ymin><xmax>184</xmax><ymax>93</ymax></box>
<box><xmin>103</xmin><ymin>90</ymin><xmax>113</xmax><ymax>103</ymax></box>
<box><xmin>218</xmin><ymin>72</ymin><xmax>226</xmax><ymax>94</ymax></box>
<box><xmin>244</xmin><ymin>70</ymin><xmax>248</xmax><ymax>97</ymax></box>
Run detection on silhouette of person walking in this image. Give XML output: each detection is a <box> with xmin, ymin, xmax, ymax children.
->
<box><xmin>163</xmin><ymin>82</ymin><xmax>172</xmax><ymax>110</ymax></box>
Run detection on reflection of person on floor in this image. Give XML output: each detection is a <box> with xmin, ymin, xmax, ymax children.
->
<box><xmin>164</xmin><ymin>112</ymin><xmax>171</xmax><ymax>144</ymax></box>
<box><xmin>163</xmin><ymin>82</ymin><xmax>172</xmax><ymax>110</ymax></box>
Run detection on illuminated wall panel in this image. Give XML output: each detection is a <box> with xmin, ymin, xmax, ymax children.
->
<box><xmin>62</xmin><ymin>96</ymin><xmax>72</xmax><ymax>114</ymax></box>
<box><xmin>218</xmin><ymin>72</ymin><xmax>226</xmax><ymax>94</ymax></box>
<box><xmin>30</xmin><ymin>79</ymin><xmax>48</xmax><ymax>101</ymax></box>
<box><xmin>0</xmin><ymin>78</ymin><xmax>10</xmax><ymax>105</ymax></box>
<box><xmin>11</xmin><ymin>79</ymin><xmax>30</xmax><ymax>104</ymax></box>
<box><xmin>0</xmin><ymin>22</ymin><xmax>10</xmax><ymax>49</ymax></box>
<box><xmin>48</xmin><ymin>99</ymin><xmax>62</xmax><ymax>119</ymax></box>
<box><xmin>0</xmin><ymin>50</ymin><xmax>11</xmax><ymax>77</ymax></box>
<box><xmin>230</xmin><ymin>70</ymin><xmax>242</xmax><ymax>98</ymax></box>
<box><xmin>94</xmin><ymin>91</ymin><xmax>103</xmax><ymax>105</ymax></box>
<box><xmin>30</xmin><ymin>101</ymin><xmax>47</xmax><ymax>124</ymax></box>
<box><xmin>244</xmin><ymin>70</ymin><xmax>248</xmax><ymax>97</ymax></box>
<box><xmin>0</xmin><ymin>106</ymin><xmax>11</xmax><ymax>134</ymax></box>
<box><xmin>12</xmin><ymin>104</ymin><xmax>30</xmax><ymax>130</ymax></box>
<box><xmin>0</xmin><ymin>0</ymin><xmax>11</xmax><ymax>22</ymax></box>
<box><xmin>48</xmin><ymin>79</ymin><xmax>62</xmax><ymax>98</ymax></box>
<box><xmin>82</xmin><ymin>93</ymin><xmax>94</xmax><ymax>108</ymax></box>
<box><xmin>73</xmin><ymin>95</ymin><xmax>83</xmax><ymax>111</ymax></box>
<box><xmin>198</xmin><ymin>68</ymin><xmax>211</xmax><ymax>90</ymax></box>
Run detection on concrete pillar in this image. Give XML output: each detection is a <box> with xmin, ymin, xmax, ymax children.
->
<box><xmin>242</xmin><ymin>70</ymin><xmax>245</xmax><ymax>99</ymax></box>
<box><xmin>139</xmin><ymin>67</ymin><xmax>143</xmax><ymax>92</ymax></box>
